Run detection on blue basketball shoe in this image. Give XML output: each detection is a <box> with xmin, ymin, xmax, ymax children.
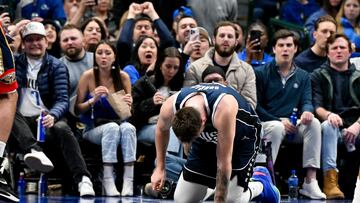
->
<box><xmin>251</xmin><ymin>166</ymin><xmax>280</xmax><ymax>203</ymax></box>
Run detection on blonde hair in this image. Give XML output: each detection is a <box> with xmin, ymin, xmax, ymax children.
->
<box><xmin>336</xmin><ymin>0</ymin><xmax>360</xmax><ymax>34</ymax></box>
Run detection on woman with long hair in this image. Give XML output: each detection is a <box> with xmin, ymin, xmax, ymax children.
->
<box><xmin>131</xmin><ymin>47</ymin><xmax>185</xmax><ymax>197</ymax></box>
<box><xmin>123</xmin><ymin>36</ymin><xmax>158</xmax><ymax>85</ymax></box>
<box><xmin>75</xmin><ymin>41</ymin><xmax>136</xmax><ymax>196</ymax></box>
<box><xmin>336</xmin><ymin>0</ymin><xmax>360</xmax><ymax>50</ymax></box>
<box><xmin>80</xmin><ymin>17</ymin><xmax>107</xmax><ymax>52</ymax></box>
<box><xmin>132</xmin><ymin>46</ymin><xmax>184</xmax><ymax>144</ymax></box>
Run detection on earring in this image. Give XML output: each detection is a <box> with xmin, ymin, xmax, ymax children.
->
<box><xmin>111</xmin><ymin>66</ymin><xmax>115</xmax><ymax>70</ymax></box>
<box><xmin>94</xmin><ymin>66</ymin><xmax>98</xmax><ymax>70</ymax></box>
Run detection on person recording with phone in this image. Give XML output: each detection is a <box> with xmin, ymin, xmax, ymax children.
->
<box><xmin>182</xmin><ymin>27</ymin><xmax>212</xmax><ymax>72</ymax></box>
<box><xmin>238</xmin><ymin>21</ymin><xmax>273</xmax><ymax>68</ymax></box>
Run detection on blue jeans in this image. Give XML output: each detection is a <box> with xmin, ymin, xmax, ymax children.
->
<box><xmin>138</xmin><ymin>124</ymin><xmax>185</xmax><ymax>181</ymax></box>
<box><xmin>83</xmin><ymin>122</ymin><xmax>137</xmax><ymax>163</ymax></box>
<box><xmin>138</xmin><ymin>124</ymin><xmax>183</xmax><ymax>156</ymax></box>
<box><xmin>321</xmin><ymin>120</ymin><xmax>360</xmax><ymax>171</ymax></box>
<box><xmin>165</xmin><ymin>153</ymin><xmax>186</xmax><ymax>181</ymax></box>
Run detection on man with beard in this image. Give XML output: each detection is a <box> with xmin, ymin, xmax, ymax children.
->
<box><xmin>59</xmin><ymin>24</ymin><xmax>93</xmax><ymax>98</ymax></box>
<box><xmin>184</xmin><ymin>21</ymin><xmax>256</xmax><ymax>108</ymax></box>
<box><xmin>59</xmin><ymin>24</ymin><xmax>93</xmax><ymax>138</ymax></box>
<box><xmin>255</xmin><ymin>29</ymin><xmax>326</xmax><ymax>200</ymax></box>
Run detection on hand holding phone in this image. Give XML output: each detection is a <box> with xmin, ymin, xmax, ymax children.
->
<box><xmin>249</xmin><ymin>30</ymin><xmax>262</xmax><ymax>51</ymax></box>
<box><xmin>189</xmin><ymin>27</ymin><xmax>199</xmax><ymax>41</ymax></box>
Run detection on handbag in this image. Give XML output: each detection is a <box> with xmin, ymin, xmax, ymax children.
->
<box><xmin>106</xmin><ymin>90</ymin><xmax>132</xmax><ymax>121</ymax></box>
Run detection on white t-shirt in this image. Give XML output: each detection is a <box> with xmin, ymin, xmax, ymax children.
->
<box><xmin>19</xmin><ymin>57</ymin><xmax>49</xmax><ymax>117</ymax></box>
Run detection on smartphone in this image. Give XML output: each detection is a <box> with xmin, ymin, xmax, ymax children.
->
<box><xmin>250</xmin><ymin>30</ymin><xmax>262</xmax><ymax>51</ymax></box>
<box><xmin>0</xmin><ymin>5</ymin><xmax>9</xmax><ymax>15</ymax></box>
<box><xmin>189</xmin><ymin>27</ymin><xmax>199</xmax><ymax>41</ymax></box>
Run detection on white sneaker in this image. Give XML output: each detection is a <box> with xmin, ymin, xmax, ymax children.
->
<box><xmin>24</xmin><ymin>151</ymin><xmax>53</xmax><ymax>173</ymax></box>
<box><xmin>121</xmin><ymin>179</ymin><xmax>133</xmax><ymax>196</ymax></box>
<box><xmin>299</xmin><ymin>178</ymin><xmax>326</xmax><ymax>200</ymax></box>
<box><xmin>78</xmin><ymin>176</ymin><xmax>95</xmax><ymax>197</ymax></box>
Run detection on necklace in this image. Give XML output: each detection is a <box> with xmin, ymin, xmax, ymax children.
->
<box><xmin>99</xmin><ymin>78</ymin><xmax>113</xmax><ymax>88</ymax></box>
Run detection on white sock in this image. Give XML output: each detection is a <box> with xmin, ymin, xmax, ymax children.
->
<box><xmin>123</xmin><ymin>164</ymin><xmax>134</xmax><ymax>181</ymax></box>
<box><xmin>102</xmin><ymin>165</ymin><xmax>119</xmax><ymax>195</ymax></box>
<box><xmin>248</xmin><ymin>181</ymin><xmax>264</xmax><ymax>200</ymax></box>
<box><xmin>103</xmin><ymin>165</ymin><xmax>114</xmax><ymax>179</ymax></box>
<box><xmin>0</xmin><ymin>141</ymin><xmax>6</xmax><ymax>157</ymax></box>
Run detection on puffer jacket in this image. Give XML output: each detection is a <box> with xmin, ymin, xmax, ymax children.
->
<box><xmin>184</xmin><ymin>47</ymin><xmax>257</xmax><ymax>108</ymax></box>
<box><xmin>15</xmin><ymin>53</ymin><xmax>69</xmax><ymax>121</ymax></box>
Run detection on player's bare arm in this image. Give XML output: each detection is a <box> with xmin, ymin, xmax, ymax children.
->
<box><xmin>213</xmin><ymin>95</ymin><xmax>238</xmax><ymax>203</ymax></box>
<box><xmin>151</xmin><ymin>94</ymin><xmax>176</xmax><ymax>191</ymax></box>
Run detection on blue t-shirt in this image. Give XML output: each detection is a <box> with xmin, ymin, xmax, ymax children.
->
<box><xmin>238</xmin><ymin>50</ymin><xmax>273</xmax><ymax>67</ymax></box>
<box><xmin>123</xmin><ymin>64</ymin><xmax>141</xmax><ymax>85</ymax></box>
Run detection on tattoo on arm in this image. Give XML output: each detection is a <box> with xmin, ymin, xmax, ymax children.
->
<box><xmin>214</xmin><ymin>167</ymin><xmax>229</xmax><ymax>203</ymax></box>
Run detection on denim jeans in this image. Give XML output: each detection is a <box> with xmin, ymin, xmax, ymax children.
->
<box><xmin>138</xmin><ymin>124</ymin><xmax>185</xmax><ymax>181</ymax></box>
<box><xmin>321</xmin><ymin>120</ymin><xmax>360</xmax><ymax>171</ymax></box>
<box><xmin>83</xmin><ymin>121</ymin><xmax>137</xmax><ymax>163</ymax></box>
<box><xmin>137</xmin><ymin>124</ymin><xmax>182</xmax><ymax>156</ymax></box>
<box><xmin>165</xmin><ymin>153</ymin><xmax>186</xmax><ymax>181</ymax></box>
<box><xmin>11</xmin><ymin>111</ymin><xmax>90</xmax><ymax>183</ymax></box>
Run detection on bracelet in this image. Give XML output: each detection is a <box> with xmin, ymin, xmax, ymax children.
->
<box><xmin>87</xmin><ymin>98</ymin><xmax>93</xmax><ymax>106</ymax></box>
<box><xmin>357</xmin><ymin>119</ymin><xmax>360</xmax><ymax>125</ymax></box>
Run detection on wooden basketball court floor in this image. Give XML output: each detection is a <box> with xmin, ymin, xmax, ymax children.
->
<box><xmin>17</xmin><ymin>195</ymin><xmax>355</xmax><ymax>203</ymax></box>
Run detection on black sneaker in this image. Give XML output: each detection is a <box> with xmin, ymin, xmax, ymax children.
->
<box><xmin>0</xmin><ymin>174</ymin><xmax>19</xmax><ymax>202</ymax></box>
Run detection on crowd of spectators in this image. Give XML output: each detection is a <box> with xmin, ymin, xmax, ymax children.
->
<box><xmin>0</xmin><ymin>0</ymin><xmax>359</xmax><ymax>202</ymax></box>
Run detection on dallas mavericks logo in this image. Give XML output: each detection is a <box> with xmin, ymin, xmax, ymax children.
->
<box><xmin>199</xmin><ymin>131</ymin><xmax>218</xmax><ymax>144</ymax></box>
<box><xmin>293</xmin><ymin>83</ymin><xmax>299</xmax><ymax>89</ymax></box>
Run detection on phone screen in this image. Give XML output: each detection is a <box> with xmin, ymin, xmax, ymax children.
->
<box><xmin>250</xmin><ymin>30</ymin><xmax>262</xmax><ymax>51</ymax></box>
<box><xmin>189</xmin><ymin>28</ymin><xmax>199</xmax><ymax>41</ymax></box>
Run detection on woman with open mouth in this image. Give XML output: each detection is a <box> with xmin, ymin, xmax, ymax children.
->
<box><xmin>123</xmin><ymin>36</ymin><xmax>159</xmax><ymax>85</ymax></box>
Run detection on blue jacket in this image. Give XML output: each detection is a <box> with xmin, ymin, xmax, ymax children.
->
<box><xmin>116</xmin><ymin>18</ymin><xmax>174</xmax><ymax>67</ymax></box>
<box><xmin>15</xmin><ymin>53</ymin><xmax>69</xmax><ymax>121</ymax></box>
<box><xmin>123</xmin><ymin>64</ymin><xmax>141</xmax><ymax>85</ymax></box>
<box><xmin>280</xmin><ymin>0</ymin><xmax>320</xmax><ymax>26</ymax></box>
<box><xmin>255</xmin><ymin>60</ymin><xmax>314</xmax><ymax>121</ymax></box>
<box><xmin>340</xmin><ymin>17</ymin><xmax>360</xmax><ymax>49</ymax></box>
<box><xmin>14</xmin><ymin>0</ymin><xmax>66</xmax><ymax>25</ymax></box>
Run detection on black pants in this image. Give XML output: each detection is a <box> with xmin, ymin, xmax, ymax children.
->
<box><xmin>10</xmin><ymin>111</ymin><xmax>90</xmax><ymax>184</ymax></box>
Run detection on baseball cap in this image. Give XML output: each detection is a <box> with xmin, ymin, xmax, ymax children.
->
<box><xmin>173</xmin><ymin>6</ymin><xmax>193</xmax><ymax>21</ymax></box>
<box><xmin>21</xmin><ymin>22</ymin><xmax>46</xmax><ymax>39</ymax></box>
<box><xmin>198</xmin><ymin>27</ymin><xmax>212</xmax><ymax>45</ymax></box>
